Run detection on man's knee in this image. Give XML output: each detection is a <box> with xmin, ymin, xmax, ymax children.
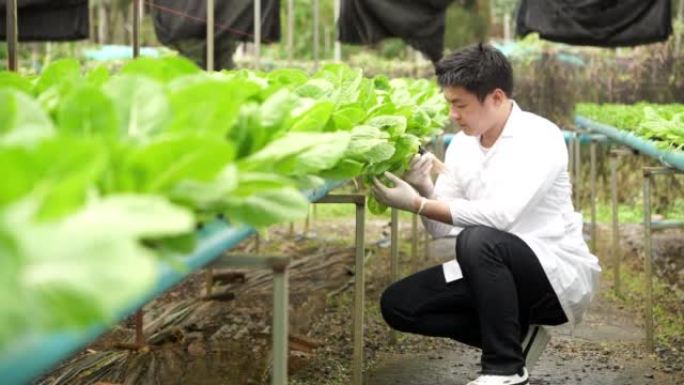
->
<box><xmin>457</xmin><ymin>225</ymin><xmax>494</xmax><ymax>259</ymax></box>
<box><xmin>380</xmin><ymin>283</ymin><xmax>413</xmax><ymax>332</ymax></box>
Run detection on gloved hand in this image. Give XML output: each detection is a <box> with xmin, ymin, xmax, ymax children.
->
<box><xmin>372</xmin><ymin>172</ymin><xmax>421</xmax><ymax>213</ymax></box>
<box><xmin>403</xmin><ymin>153</ymin><xmax>434</xmax><ymax>197</ymax></box>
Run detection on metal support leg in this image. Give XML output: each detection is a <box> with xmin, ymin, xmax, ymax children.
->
<box><xmin>314</xmin><ymin>194</ymin><xmax>366</xmax><ymax>385</ymax></box>
<box><xmin>206</xmin><ymin>0</ymin><xmax>215</xmax><ymax>71</ymax></box>
<box><xmin>132</xmin><ymin>0</ymin><xmax>141</xmax><ymax>58</ymax></box>
<box><xmin>424</xmin><ymin>230</ymin><xmax>429</xmax><ymax>261</ymax></box>
<box><xmin>97</xmin><ymin>2</ymin><xmax>107</xmax><ymax>44</ymax></box>
<box><xmin>89</xmin><ymin>4</ymin><xmax>97</xmax><ymax>43</ymax></box>
<box><xmin>6</xmin><ymin>0</ymin><xmax>18</xmax><ymax>71</ymax></box>
<box><xmin>312</xmin><ymin>0</ymin><xmax>320</xmax><ymax>71</ymax></box>
<box><xmin>411</xmin><ymin>213</ymin><xmax>418</xmax><ymax>270</ymax></box>
<box><xmin>643</xmin><ymin>170</ymin><xmax>654</xmax><ymax>352</ymax></box>
<box><xmin>574</xmin><ymin>132</ymin><xmax>582</xmax><ymax>210</ymax></box>
<box><xmin>213</xmin><ymin>254</ymin><xmax>291</xmax><ymax>384</ymax></box>
<box><xmin>134</xmin><ymin>310</ymin><xmax>145</xmax><ymax>347</ymax></box>
<box><xmin>389</xmin><ymin>208</ymin><xmax>399</xmax><ymax>344</ymax></box>
<box><xmin>253</xmin><ymin>0</ymin><xmax>261</xmax><ymax>68</ymax></box>
<box><xmin>304</xmin><ymin>206</ymin><xmax>311</xmax><ymax>237</ymax></box>
<box><xmin>609</xmin><ymin>152</ymin><xmax>620</xmax><ymax>296</ymax></box>
<box><xmin>255</xmin><ymin>232</ymin><xmax>261</xmax><ymax>254</ymax></box>
<box><xmin>205</xmin><ymin>269</ymin><xmax>214</xmax><ymax>296</ymax></box>
<box><xmin>590</xmin><ymin>140</ymin><xmax>598</xmax><ymax>252</ymax></box>
<box><xmin>287</xmin><ymin>0</ymin><xmax>294</xmax><ymax>65</ymax></box>
<box><xmin>640</xmin><ymin>167</ymin><xmax>684</xmax><ymax>352</ymax></box>
<box><xmin>567</xmin><ymin>135</ymin><xmax>575</xmax><ymax>183</ymax></box>
<box><xmin>312</xmin><ymin>205</ymin><xmax>317</xmax><ymax>230</ymax></box>
<box><xmin>272</xmin><ymin>263</ymin><xmax>288</xmax><ymax>385</ymax></box>
<box><xmin>390</xmin><ymin>209</ymin><xmax>399</xmax><ymax>282</ymax></box>
<box><xmin>333</xmin><ymin>0</ymin><xmax>341</xmax><ymax>61</ymax></box>
<box><xmin>352</xmin><ymin>199</ymin><xmax>366</xmax><ymax>385</ymax></box>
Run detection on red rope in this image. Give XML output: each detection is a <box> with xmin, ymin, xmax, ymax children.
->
<box><xmin>145</xmin><ymin>0</ymin><xmax>274</xmax><ymax>43</ymax></box>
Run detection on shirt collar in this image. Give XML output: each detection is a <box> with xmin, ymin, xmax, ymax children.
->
<box><xmin>499</xmin><ymin>100</ymin><xmax>521</xmax><ymax>139</ymax></box>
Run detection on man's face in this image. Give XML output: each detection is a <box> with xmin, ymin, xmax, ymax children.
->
<box><xmin>443</xmin><ymin>86</ymin><xmax>497</xmax><ymax>137</ymax></box>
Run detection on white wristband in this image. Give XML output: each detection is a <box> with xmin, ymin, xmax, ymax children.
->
<box><xmin>417</xmin><ymin>197</ymin><xmax>428</xmax><ymax>215</ymax></box>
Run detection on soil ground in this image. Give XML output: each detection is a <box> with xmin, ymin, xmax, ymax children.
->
<box><xmin>38</xmin><ymin>211</ymin><xmax>684</xmax><ymax>385</ymax></box>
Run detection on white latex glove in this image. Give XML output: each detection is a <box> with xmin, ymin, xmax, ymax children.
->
<box><xmin>372</xmin><ymin>172</ymin><xmax>420</xmax><ymax>212</ymax></box>
<box><xmin>403</xmin><ymin>153</ymin><xmax>434</xmax><ymax>196</ymax></box>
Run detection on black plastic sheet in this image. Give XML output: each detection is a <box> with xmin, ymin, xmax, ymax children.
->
<box><xmin>150</xmin><ymin>0</ymin><xmax>280</xmax><ymax>45</ymax></box>
<box><xmin>516</xmin><ymin>0</ymin><xmax>672</xmax><ymax>47</ymax></box>
<box><xmin>0</xmin><ymin>0</ymin><xmax>88</xmax><ymax>42</ymax></box>
<box><xmin>338</xmin><ymin>0</ymin><xmax>455</xmax><ymax>64</ymax></box>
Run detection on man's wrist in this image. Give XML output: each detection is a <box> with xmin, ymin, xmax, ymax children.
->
<box><xmin>412</xmin><ymin>196</ymin><xmax>422</xmax><ymax>213</ymax></box>
<box><xmin>413</xmin><ymin>196</ymin><xmax>428</xmax><ymax>215</ymax></box>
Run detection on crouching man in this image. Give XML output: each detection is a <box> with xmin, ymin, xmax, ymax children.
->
<box><xmin>372</xmin><ymin>43</ymin><xmax>600</xmax><ymax>385</ymax></box>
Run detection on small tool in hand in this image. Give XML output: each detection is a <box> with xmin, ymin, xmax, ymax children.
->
<box><xmin>418</xmin><ymin>145</ymin><xmax>448</xmax><ymax>174</ymax></box>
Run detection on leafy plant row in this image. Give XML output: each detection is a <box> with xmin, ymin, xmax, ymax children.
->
<box><xmin>576</xmin><ymin>103</ymin><xmax>684</xmax><ymax>151</ymax></box>
<box><xmin>0</xmin><ymin>57</ymin><xmax>447</xmax><ymax>347</ymax></box>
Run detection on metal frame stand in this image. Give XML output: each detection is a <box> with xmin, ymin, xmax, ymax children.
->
<box><xmin>312</xmin><ymin>0</ymin><xmax>320</xmax><ymax>71</ymax></box>
<box><xmin>642</xmin><ymin>166</ymin><xmax>684</xmax><ymax>352</ymax></box>
<box><xmin>574</xmin><ymin>130</ymin><xmax>582</xmax><ymax>209</ymax></box>
<box><xmin>206</xmin><ymin>0</ymin><xmax>215</xmax><ymax>71</ymax></box>
<box><xmin>287</xmin><ymin>0</ymin><xmax>294</xmax><ymax>65</ymax></box>
<box><xmin>254</xmin><ymin>232</ymin><xmax>261</xmax><ymax>253</ymax></box>
<box><xmin>574</xmin><ymin>133</ymin><xmax>608</xmax><ymax>253</ymax></box>
<box><xmin>314</xmin><ymin>194</ymin><xmax>366</xmax><ymax>385</ymax></box>
<box><xmin>212</xmin><ymin>254</ymin><xmax>291</xmax><ymax>385</ymax></box>
<box><xmin>130</xmin><ymin>0</ymin><xmax>144</xmax><ymax>336</ymax></box>
<box><xmin>389</xmin><ymin>208</ymin><xmax>399</xmax><ymax>344</ymax></box>
<box><xmin>589</xmin><ymin>138</ymin><xmax>598</xmax><ymax>252</ymax></box>
<box><xmin>303</xmin><ymin>205</ymin><xmax>314</xmax><ymax>237</ymax></box>
<box><xmin>253</xmin><ymin>0</ymin><xmax>261</xmax><ymax>68</ymax></box>
<box><xmin>333</xmin><ymin>0</ymin><xmax>341</xmax><ymax>61</ymax></box>
<box><xmin>132</xmin><ymin>0</ymin><xmax>141</xmax><ymax>58</ymax></box>
<box><xmin>134</xmin><ymin>310</ymin><xmax>145</xmax><ymax>347</ymax></box>
<box><xmin>608</xmin><ymin>148</ymin><xmax>634</xmax><ymax>296</ymax></box>
<box><xmin>567</xmin><ymin>132</ymin><xmax>576</xmax><ymax>183</ymax></box>
<box><xmin>199</xmin><ymin>191</ymin><xmax>366</xmax><ymax>385</ymax></box>
<box><xmin>411</xmin><ymin>213</ymin><xmax>418</xmax><ymax>269</ymax></box>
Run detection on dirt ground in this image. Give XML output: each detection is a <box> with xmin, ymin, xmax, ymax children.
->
<box><xmin>38</xmin><ymin>214</ymin><xmax>684</xmax><ymax>385</ymax></box>
<box><xmin>359</xmin><ymin>235</ymin><xmax>683</xmax><ymax>385</ymax></box>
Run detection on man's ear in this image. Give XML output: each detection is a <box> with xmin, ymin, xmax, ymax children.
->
<box><xmin>491</xmin><ymin>89</ymin><xmax>506</xmax><ymax>106</ymax></box>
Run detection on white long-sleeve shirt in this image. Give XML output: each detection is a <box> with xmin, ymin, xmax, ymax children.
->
<box><xmin>422</xmin><ymin>101</ymin><xmax>601</xmax><ymax>327</ymax></box>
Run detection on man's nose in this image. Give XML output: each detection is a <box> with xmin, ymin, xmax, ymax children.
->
<box><xmin>450</xmin><ymin>108</ymin><xmax>460</xmax><ymax>121</ymax></box>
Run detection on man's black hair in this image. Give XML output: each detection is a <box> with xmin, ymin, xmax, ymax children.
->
<box><xmin>435</xmin><ymin>43</ymin><xmax>513</xmax><ymax>102</ymax></box>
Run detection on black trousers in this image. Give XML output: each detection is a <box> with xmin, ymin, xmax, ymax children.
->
<box><xmin>380</xmin><ymin>226</ymin><xmax>567</xmax><ymax>375</ymax></box>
